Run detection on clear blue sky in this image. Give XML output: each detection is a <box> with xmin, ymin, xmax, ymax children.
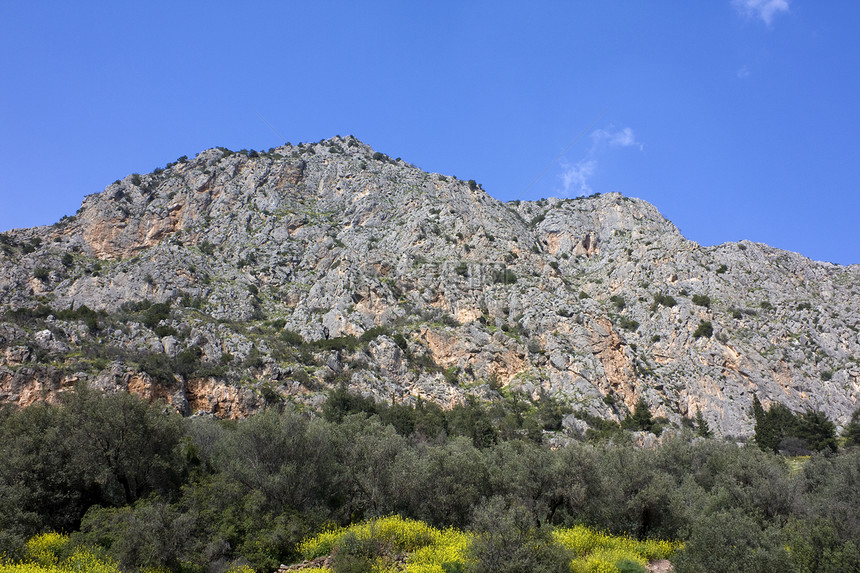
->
<box><xmin>2</xmin><ymin>1</ymin><xmax>858</xmax><ymax>265</ymax></box>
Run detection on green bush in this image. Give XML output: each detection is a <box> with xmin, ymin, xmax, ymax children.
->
<box><xmin>695</xmin><ymin>408</ymin><xmax>713</xmax><ymax>438</ymax></box>
<box><xmin>323</xmin><ymin>384</ymin><xmax>378</xmax><ymax>422</ymax></box>
<box><xmin>243</xmin><ymin>347</ymin><xmax>265</xmax><ymax>368</ymax></box>
<box><xmin>392</xmin><ymin>333</ymin><xmax>409</xmax><ymax>350</ymax></box>
<box><xmin>312</xmin><ymin>336</ymin><xmax>359</xmax><ymax>352</ymax></box>
<box><xmin>691</xmin><ymin>294</ymin><xmax>710</xmax><ymax>308</ymax></box>
<box><xmin>693</xmin><ymin>320</ymin><xmax>713</xmax><ymax>339</ymax></box>
<box><xmin>359</xmin><ymin>326</ymin><xmax>389</xmax><ymax>343</ymax></box>
<box><xmin>616</xmin><ymin>558</ymin><xmax>648</xmax><ymax>573</ymax></box>
<box><xmin>493</xmin><ymin>269</ymin><xmax>517</xmax><ymax>284</ymax></box>
<box><xmin>198</xmin><ymin>241</ymin><xmax>216</xmax><ymax>255</ymax></box>
<box><xmin>753</xmin><ymin>397</ymin><xmax>837</xmax><ymax>454</ymax></box>
<box><xmin>651</xmin><ymin>293</ymin><xmax>676</xmax><ymax>310</ymax></box>
<box><xmin>153</xmin><ymin>325</ymin><xmax>178</xmax><ymax>338</ymax></box>
<box><xmin>54</xmin><ymin>304</ymin><xmax>100</xmax><ymax>333</ymax></box>
<box><xmin>281</xmin><ymin>329</ymin><xmax>305</xmax><ymax>346</ymax></box>
<box><xmin>469</xmin><ymin>498</ymin><xmax>571</xmax><ymax>573</ymax></box>
<box><xmin>610</xmin><ymin>295</ymin><xmax>626</xmax><ymax>310</ymax></box>
<box><xmin>174</xmin><ymin>347</ymin><xmax>202</xmax><ymax>378</ymax></box>
<box><xmin>138</xmin><ymin>352</ymin><xmax>174</xmax><ymax>382</ymax></box>
<box><xmin>142</xmin><ymin>302</ymin><xmax>171</xmax><ymax>328</ymax></box>
<box><xmin>673</xmin><ymin>510</ymin><xmax>791</xmax><ymax>573</ymax></box>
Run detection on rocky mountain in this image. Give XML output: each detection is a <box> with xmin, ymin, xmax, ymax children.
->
<box><xmin>1</xmin><ymin>135</ymin><xmax>858</xmax><ymax>437</ymax></box>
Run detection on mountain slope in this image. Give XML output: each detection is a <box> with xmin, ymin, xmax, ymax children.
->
<box><xmin>1</xmin><ymin>136</ymin><xmax>858</xmax><ymax>436</ymax></box>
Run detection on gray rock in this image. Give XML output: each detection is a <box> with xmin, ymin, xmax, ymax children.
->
<box><xmin>0</xmin><ymin>136</ymin><xmax>857</xmax><ymax>435</ymax></box>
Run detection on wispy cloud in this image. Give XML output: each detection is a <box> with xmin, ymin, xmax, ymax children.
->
<box><xmin>559</xmin><ymin>126</ymin><xmax>641</xmax><ymax>196</ymax></box>
<box><xmin>560</xmin><ymin>159</ymin><xmax>597</xmax><ymax>196</ymax></box>
<box><xmin>737</xmin><ymin>65</ymin><xmax>751</xmax><ymax>79</ymax></box>
<box><xmin>591</xmin><ymin>126</ymin><xmax>643</xmax><ymax>150</ymax></box>
<box><xmin>732</xmin><ymin>0</ymin><xmax>789</xmax><ymax>26</ymax></box>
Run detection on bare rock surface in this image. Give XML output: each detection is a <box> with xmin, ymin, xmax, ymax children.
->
<box><xmin>1</xmin><ymin>136</ymin><xmax>858</xmax><ymax>436</ymax></box>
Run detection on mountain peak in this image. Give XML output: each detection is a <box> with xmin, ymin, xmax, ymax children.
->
<box><xmin>1</xmin><ymin>139</ymin><xmax>858</xmax><ymax>437</ymax></box>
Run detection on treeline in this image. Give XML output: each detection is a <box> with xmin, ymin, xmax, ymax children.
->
<box><xmin>1</xmin><ymin>386</ymin><xmax>860</xmax><ymax>573</ymax></box>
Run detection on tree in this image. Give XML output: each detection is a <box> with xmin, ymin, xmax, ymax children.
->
<box><xmin>0</xmin><ymin>402</ymin><xmax>89</xmax><ymax>548</ymax></box>
<box><xmin>469</xmin><ymin>497</ymin><xmax>572</xmax><ymax>573</ymax></box>
<box><xmin>694</xmin><ymin>407</ymin><xmax>713</xmax><ymax>438</ymax></box>
<box><xmin>795</xmin><ymin>409</ymin><xmax>838</xmax><ymax>453</ymax></box>
<box><xmin>60</xmin><ymin>384</ymin><xmax>185</xmax><ymax>506</ymax></box>
<box><xmin>623</xmin><ymin>398</ymin><xmax>657</xmax><ymax>434</ymax></box>
<box><xmin>843</xmin><ymin>408</ymin><xmax>860</xmax><ymax>447</ymax></box>
<box><xmin>674</xmin><ymin>510</ymin><xmax>792</xmax><ymax>573</ymax></box>
<box><xmin>754</xmin><ymin>399</ymin><xmax>798</xmax><ymax>453</ymax></box>
<box><xmin>754</xmin><ymin>399</ymin><xmax>837</xmax><ymax>454</ymax></box>
<box><xmin>323</xmin><ymin>384</ymin><xmax>377</xmax><ymax>423</ymax></box>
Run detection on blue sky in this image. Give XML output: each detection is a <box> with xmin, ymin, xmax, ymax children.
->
<box><xmin>1</xmin><ymin>1</ymin><xmax>858</xmax><ymax>265</ymax></box>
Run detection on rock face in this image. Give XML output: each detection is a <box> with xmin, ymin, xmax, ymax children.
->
<box><xmin>1</xmin><ymin>136</ymin><xmax>858</xmax><ymax>436</ymax></box>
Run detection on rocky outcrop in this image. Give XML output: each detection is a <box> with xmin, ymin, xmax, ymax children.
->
<box><xmin>0</xmin><ymin>136</ymin><xmax>858</xmax><ymax>436</ymax></box>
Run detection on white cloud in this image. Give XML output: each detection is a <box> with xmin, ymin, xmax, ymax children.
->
<box><xmin>560</xmin><ymin>159</ymin><xmax>597</xmax><ymax>196</ymax></box>
<box><xmin>591</xmin><ymin>126</ymin><xmax>642</xmax><ymax>150</ymax></box>
<box><xmin>557</xmin><ymin>125</ymin><xmax>641</xmax><ymax>197</ymax></box>
<box><xmin>732</xmin><ymin>0</ymin><xmax>789</xmax><ymax>26</ymax></box>
<box><xmin>737</xmin><ymin>65</ymin><xmax>751</xmax><ymax>79</ymax></box>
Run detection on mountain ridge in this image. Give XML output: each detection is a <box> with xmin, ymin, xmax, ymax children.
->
<box><xmin>1</xmin><ymin>135</ymin><xmax>858</xmax><ymax>437</ymax></box>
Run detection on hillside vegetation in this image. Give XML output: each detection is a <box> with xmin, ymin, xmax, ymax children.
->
<box><xmin>1</xmin><ymin>386</ymin><xmax>859</xmax><ymax>572</ymax></box>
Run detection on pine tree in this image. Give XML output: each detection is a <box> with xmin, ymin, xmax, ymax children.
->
<box><xmin>759</xmin><ymin>403</ymin><xmax>799</xmax><ymax>453</ymax></box>
<box><xmin>752</xmin><ymin>395</ymin><xmax>774</xmax><ymax>451</ymax></box>
<box><xmin>796</xmin><ymin>409</ymin><xmax>838</xmax><ymax>453</ymax></box>
<box><xmin>752</xmin><ymin>394</ymin><xmax>765</xmax><ymax>428</ymax></box>
<box><xmin>623</xmin><ymin>397</ymin><xmax>655</xmax><ymax>433</ymax></box>
<box><xmin>695</xmin><ymin>407</ymin><xmax>713</xmax><ymax>438</ymax></box>
<box><xmin>844</xmin><ymin>408</ymin><xmax>860</xmax><ymax>447</ymax></box>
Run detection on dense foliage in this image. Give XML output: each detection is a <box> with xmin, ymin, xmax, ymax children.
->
<box><xmin>752</xmin><ymin>395</ymin><xmax>838</xmax><ymax>454</ymax></box>
<box><xmin>1</xmin><ymin>386</ymin><xmax>859</xmax><ymax>572</ymax></box>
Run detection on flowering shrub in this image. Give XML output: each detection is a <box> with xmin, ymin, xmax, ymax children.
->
<box><xmin>0</xmin><ymin>534</ymin><xmax>120</xmax><ymax>573</ymax></box>
<box><xmin>24</xmin><ymin>533</ymin><xmax>69</xmax><ymax>567</ymax></box>
<box><xmin>299</xmin><ymin>517</ymin><xmax>470</xmax><ymax>573</ymax></box>
<box><xmin>553</xmin><ymin>525</ymin><xmax>681</xmax><ymax>573</ymax></box>
<box><xmin>298</xmin><ymin>518</ymin><xmax>679</xmax><ymax>573</ymax></box>
<box><xmin>298</xmin><ymin>516</ymin><xmax>441</xmax><ymax>560</ymax></box>
<box><xmin>224</xmin><ymin>565</ymin><xmax>255</xmax><ymax>573</ymax></box>
<box><xmin>404</xmin><ymin>528</ymin><xmax>471</xmax><ymax>573</ymax></box>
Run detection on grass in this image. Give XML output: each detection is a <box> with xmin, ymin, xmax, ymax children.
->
<box><xmin>785</xmin><ymin>455</ymin><xmax>810</xmax><ymax>474</ymax></box>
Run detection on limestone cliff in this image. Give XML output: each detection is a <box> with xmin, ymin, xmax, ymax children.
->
<box><xmin>1</xmin><ymin>136</ymin><xmax>858</xmax><ymax>436</ymax></box>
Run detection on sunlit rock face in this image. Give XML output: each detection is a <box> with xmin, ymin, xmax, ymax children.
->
<box><xmin>1</xmin><ymin>136</ymin><xmax>858</xmax><ymax>436</ymax></box>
